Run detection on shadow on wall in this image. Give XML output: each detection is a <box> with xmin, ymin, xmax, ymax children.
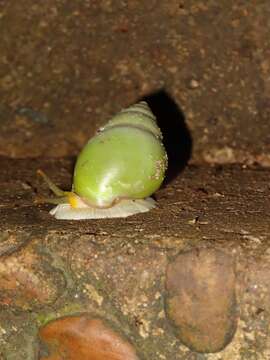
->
<box><xmin>140</xmin><ymin>90</ymin><xmax>192</xmax><ymax>185</ymax></box>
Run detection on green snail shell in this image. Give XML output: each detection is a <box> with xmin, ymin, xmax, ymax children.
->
<box><xmin>48</xmin><ymin>101</ymin><xmax>167</xmax><ymax>219</ymax></box>
<box><xmin>73</xmin><ymin>102</ymin><xmax>167</xmax><ymax>208</ymax></box>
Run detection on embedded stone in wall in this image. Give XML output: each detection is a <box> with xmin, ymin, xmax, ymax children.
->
<box><xmin>165</xmin><ymin>248</ymin><xmax>237</xmax><ymax>353</ymax></box>
<box><xmin>39</xmin><ymin>315</ymin><xmax>139</xmax><ymax>360</ymax></box>
<box><xmin>0</xmin><ymin>247</ymin><xmax>64</xmax><ymax>309</ymax></box>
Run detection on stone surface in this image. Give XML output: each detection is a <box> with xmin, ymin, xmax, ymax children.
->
<box><xmin>0</xmin><ymin>1</ymin><xmax>270</xmax><ymax>166</ymax></box>
<box><xmin>165</xmin><ymin>248</ymin><xmax>237</xmax><ymax>353</ymax></box>
<box><xmin>39</xmin><ymin>316</ymin><xmax>139</xmax><ymax>360</ymax></box>
<box><xmin>0</xmin><ymin>244</ymin><xmax>65</xmax><ymax>309</ymax></box>
<box><xmin>0</xmin><ymin>158</ymin><xmax>270</xmax><ymax>359</ymax></box>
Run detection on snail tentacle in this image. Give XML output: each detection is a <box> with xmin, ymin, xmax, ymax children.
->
<box><xmin>35</xmin><ymin>195</ymin><xmax>68</xmax><ymax>205</ymax></box>
<box><xmin>37</xmin><ymin>169</ymin><xmax>66</xmax><ymax>197</ymax></box>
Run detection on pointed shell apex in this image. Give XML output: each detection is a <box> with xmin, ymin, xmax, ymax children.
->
<box><xmin>100</xmin><ymin>101</ymin><xmax>162</xmax><ymax>138</ymax></box>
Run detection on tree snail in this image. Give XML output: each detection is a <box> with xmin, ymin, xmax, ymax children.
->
<box><xmin>37</xmin><ymin>101</ymin><xmax>167</xmax><ymax>219</ymax></box>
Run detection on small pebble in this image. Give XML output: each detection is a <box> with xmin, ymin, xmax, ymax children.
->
<box><xmin>189</xmin><ymin>79</ymin><xmax>200</xmax><ymax>89</ymax></box>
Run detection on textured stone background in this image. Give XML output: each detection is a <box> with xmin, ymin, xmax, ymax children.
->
<box><xmin>0</xmin><ymin>159</ymin><xmax>270</xmax><ymax>359</ymax></box>
<box><xmin>1</xmin><ymin>2</ymin><xmax>270</xmax><ymax>359</ymax></box>
<box><xmin>0</xmin><ymin>0</ymin><xmax>269</xmax><ymax>164</ymax></box>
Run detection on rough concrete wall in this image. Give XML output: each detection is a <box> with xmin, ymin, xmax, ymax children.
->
<box><xmin>0</xmin><ymin>1</ymin><xmax>269</xmax><ymax>165</ymax></box>
<box><xmin>0</xmin><ymin>159</ymin><xmax>270</xmax><ymax>359</ymax></box>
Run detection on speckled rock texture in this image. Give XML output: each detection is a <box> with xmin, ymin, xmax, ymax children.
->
<box><xmin>0</xmin><ymin>1</ymin><xmax>270</xmax><ymax>165</ymax></box>
<box><xmin>165</xmin><ymin>248</ymin><xmax>237</xmax><ymax>353</ymax></box>
<box><xmin>0</xmin><ymin>158</ymin><xmax>270</xmax><ymax>359</ymax></box>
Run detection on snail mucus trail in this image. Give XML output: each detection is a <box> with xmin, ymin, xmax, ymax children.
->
<box><xmin>37</xmin><ymin>101</ymin><xmax>168</xmax><ymax>219</ymax></box>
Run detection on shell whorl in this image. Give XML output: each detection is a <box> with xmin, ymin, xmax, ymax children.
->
<box><xmin>100</xmin><ymin>101</ymin><xmax>162</xmax><ymax>139</ymax></box>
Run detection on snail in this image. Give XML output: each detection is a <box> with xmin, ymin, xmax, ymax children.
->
<box><xmin>37</xmin><ymin>101</ymin><xmax>167</xmax><ymax>219</ymax></box>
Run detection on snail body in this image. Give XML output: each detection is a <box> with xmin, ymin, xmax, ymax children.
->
<box><xmin>38</xmin><ymin>101</ymin><xmax>167</xmax><ymax>219</ymax></box>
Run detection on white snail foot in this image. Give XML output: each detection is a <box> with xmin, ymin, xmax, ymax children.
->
<box><xmin>49</xmin><ymin>198</ymin><xmax>156</xmax><ymax>220</ymax></box>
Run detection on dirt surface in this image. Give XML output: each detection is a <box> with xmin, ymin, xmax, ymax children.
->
<box><xmin>0</xmin><ymin>1</ymin><xmax>270</xmax><ymax>165</ymax></box>
<box><xmin>1</xmin><ymin>157</ymin><xmax>269</xmax><ymax>250</ymax></box>
<box><xmin>0</xmin><ymin>157</ymin><xmax>270</xmax><ymax>359</ymax></box>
